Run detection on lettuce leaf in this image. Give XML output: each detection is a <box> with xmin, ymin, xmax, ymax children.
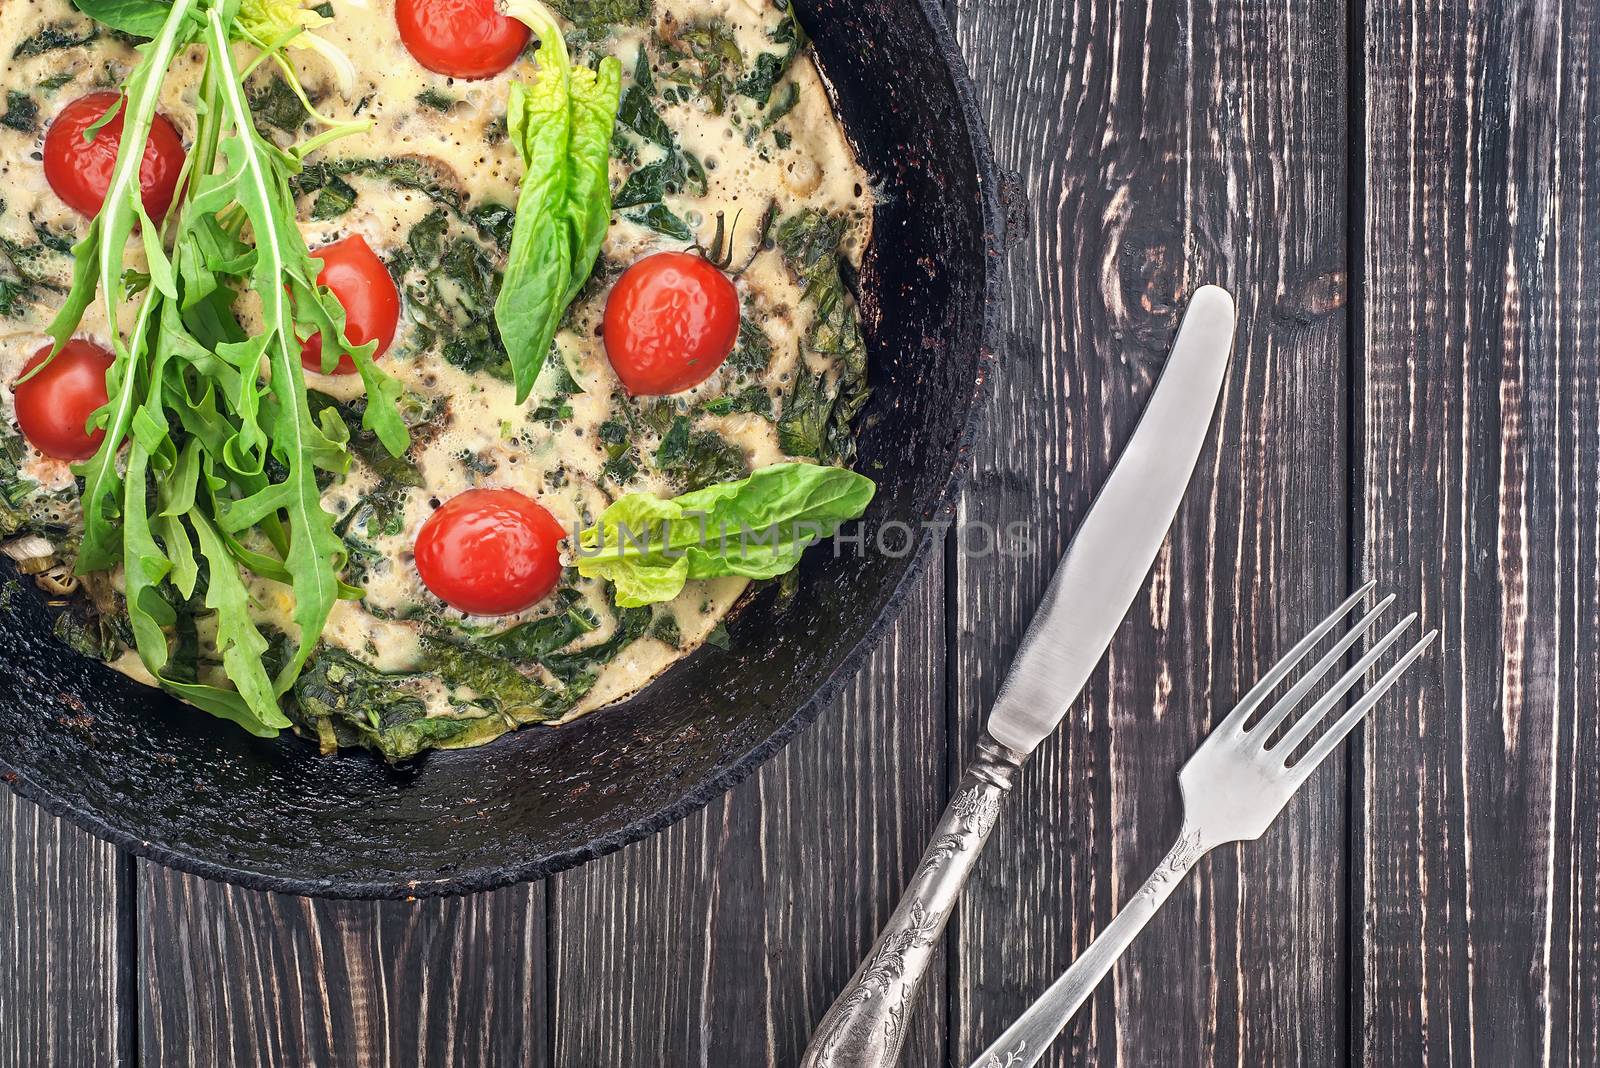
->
<box><xmin>575</xmin><ymin>463</ymin><xmax>875</xmax><ymax>607</ymax></box>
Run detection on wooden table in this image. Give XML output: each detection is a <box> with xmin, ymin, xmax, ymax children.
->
<box><xmin>4</xmin><ymin>1</ymin><xmax>1596</xmax><ymax>1064</ymax></box>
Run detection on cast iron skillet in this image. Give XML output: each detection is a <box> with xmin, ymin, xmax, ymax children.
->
<box><xmin>0</xmin><ymin>0</ymin><xmax>1002</xmax><ymax>898</ymax></box>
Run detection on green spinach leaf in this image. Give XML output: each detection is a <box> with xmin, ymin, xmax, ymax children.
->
<box><xmin>775</xmin><ymin>210</ymin><xmax>869</xmax><ymax>464</ymax></box>
<box><xmin>0</xmin><ymin>92</ymin><xmax>39</xmax><ymax>133</ymax></box>
<box><xmin>550</xmin><ymin>0</ymin><xmax>651</xmax><ymax>29</ymax></box>
<box><xmin>14</xmin><ymin>19</ymin><xmax>100</xmax><ymax>57</ymax></box>
<box><xmin>575</xmin><ymin>463</ymin><xmax>874</xmax><ymax>606</ymax></box>
<box><xmin>495</xmin><ymin>1</ymin><xmax>622</xmax><ymax>401</ymax></box>
<box><xmin>68</xmin><ymin>0</ymin><xmax>171</xmax><ymax>38</ymax></box>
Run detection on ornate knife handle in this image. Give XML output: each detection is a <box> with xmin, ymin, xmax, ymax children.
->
<box><xmin>800</xmin><ymin>732</ymin><xmax>1026</xmax><ymax>1068</ymax></box>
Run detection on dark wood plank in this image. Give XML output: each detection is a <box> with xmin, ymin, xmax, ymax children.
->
<box><xmin>949</xmin><ymin>1</ymin><xmax>1350</xmax><ymax>1064</ymax></box>
<box><xmin>0</xmin><ymin>793</ymin><xmax>124</xmax><ymax>1068</ymax></box>
<box><xmin>1355</xmin><ymin>2</ymin><xmax>1600</xmax><ymax>1065</ymax></box>
<box><xmin>138</xmin><ymin>869</ymin><xmax>547</xmax><ymax>1067</ymax></box>
<box><xmin>547</xmin><ymin>563</ymin><xmax>946</xmax><ymax>1068</ymax></box>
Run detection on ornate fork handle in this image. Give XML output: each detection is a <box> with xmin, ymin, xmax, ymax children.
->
<box><xmin>968</xmin><ymin>823</ymin><xmax>1212</xmax><ymax>1068</ymax></box>
<box><xmin>800</xmin><ymin>732</ymin><xmax>1026</xmax><ymax>1068</ymax></box>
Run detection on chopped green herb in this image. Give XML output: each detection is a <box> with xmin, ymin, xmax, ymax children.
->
<box><xmin>13</xmin><ymin>21</ymin><xmax>99</xmax><ymax>59</ymax></box>
<box><xmin>618</xmin><ymin>50</ymin><xmax>673</xmax><ymax>147</ymax></box>
<box><xmin>293</xmin><ymin>648</ymin><xmax>481</xmax><ymax>761</ymax></box>
<box><xmin>416</xmin><ymin>87</ymin><xmax>455</xmax><ymax>111</ymax></box>
<box><xmin>0</xmin><ymin>92</ymin><xmax>39</xmax><ymax>133</ymax></box>
<box><xmin>309</xmin><ymin>173</ymin><xmax>357</xmax><ymax>219</ymax></box>
<box><xmin>727</xmin><ymin>318</ymin><xmax>773</xmax><ymax>376</ymax></box>
<box><xmin>628</xmin><ymin>202</ymin><xmax>692</xmax><ymax>240</ymax></box>
<box><xmin>649</xmin><ymin>612</ymin><xmax>681</xmax><ymax>647</ymax></box>
<box><xmin>765</xmin><ymin>82</ymin><xmax>799</xmax><ymax>126</ymax></box>
<box><xmin>467</xmin><ymin>201</ymin><xmax>516</xmax><ymax>251</ymax></box>
<box><xmin>737</xmin><ymin>52</ymin><xmax>784</xmax><ymax>107</ymax></box>
<box><xmin>549</xmin><ymin>0</ymin><xmax>652</xmax><ymax>28</ymax></box>
<box><xmin>666</xmin><ymin>21</ymin><xmax>743</xmax><ymax>115</ymax></box>
<box><xmin>397</xmin><ymin>209</ymin><xmax>513</xmax><ymax>379</ymax></box>
<box><xmin>246</xmin><ymin>74</ymin><xmax>306</xmax><ymax>133</ymax></box>
<box><xmin>703</xmin><ymin>385</ymin><xmax>772</xmax><ymax>418</ymax></box>
<box><xmin>653</xmin><ymin>416</ymin><xmax>749</xmax><ymax>491</ymax></box>
<box><xmin>775</xmin><ymin>211</ymin><xmax>869</xmax><ymax>464</ymax></box>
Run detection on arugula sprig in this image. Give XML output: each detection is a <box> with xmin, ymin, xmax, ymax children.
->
<box><xmin>45</xmin><ymin>0</ymin><xmax>407</xmax><ymax>734</ymax></box>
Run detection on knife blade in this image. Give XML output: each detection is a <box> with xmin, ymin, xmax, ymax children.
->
<box><xmin>799</xmin><ymin>285</ymin><xmax>1236</xmax><ymax>1068</ymax></box>
<box><xmin>987</xmin><ymin>284</ymin><xmax>1236</xmax><ymax>753</ymax></box>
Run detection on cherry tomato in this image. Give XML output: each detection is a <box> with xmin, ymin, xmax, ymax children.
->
<box><xmin>603</xmin><ymin>252</ymin><xmax>741</xmax><ymax>396</ymax></box>
<box><xmin>12</xmin><ymin>339</ymin><xmax>113</xmax><ymax>461</ymax></box>
<box><xmin>300</xmin><ymin>234</ymin><xmax>401</xmax><ymax>375</ymax></box>
<box><xmin>396</xmin><ymin>0</ymin><xmax>530</xmax><ymax>79</ymax></box>
<box><xmin>43</xmin><ymin>91</ymin><xmax>185</xmax><ymax>223</ymax></box>
<box><xmin>414</xmin><ymin>488</ymin><xmax>566</xmax><ymax>615</ymax></box>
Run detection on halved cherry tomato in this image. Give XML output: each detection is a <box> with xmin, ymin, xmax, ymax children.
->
<box><xmin>396</xmin><ymin>0</ymin><xmax>530</xmax><ymax>80</ymax></box>
<box><xmin>414</xmin><ymin>488</ymin><xmax>566</xmax><ymax>615</ymax></box>
<box><xmin>43</xmin><ymin>91</ymin><xmax>185</xmax><ymax>223</ymax></box>
<box><xmin>300</xmin><ymin>234</ymin><xmax>401</xmax><ymax>375</ymax></box>
<box><xmin>602</xmin><ymin>251</ymin><xmax>741</xmax><ymax>396</ymax></box>
<box><xmin>12</xmin><ymin>339</ymin><xmax>113</xmax><ymax>461</ymax></box>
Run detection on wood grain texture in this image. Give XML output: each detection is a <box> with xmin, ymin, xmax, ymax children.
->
<box><xmin>137</xmin><ymin>868</ymin><xmax>547</xmax><ymax>1067</ymax></box>
<box><xmin>12</xmin><ymin>5</ymin><xmax>1600</xmax><ymax>1067</ymax></box>
<box><xmin>0</xmin><ymin>792</ymin><xmax>124</xmax><ymax>1068</ymax></box>
<box><xmin>948</xmin><ymin>0</ymin><xmax>1350</xmax><ymax>1064</ymax></box>
<box><xmin>547</xmin><ymin>563</ymin><xmax>946</xmax><ymax>1068</ymax></box>
<box><xmin>1354</xmin><ymin>2</ymin><xmax>1600</xmax><ymax>1066</ymax></box>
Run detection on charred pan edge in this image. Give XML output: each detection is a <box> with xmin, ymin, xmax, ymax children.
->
<box><xmin>0</xmin><ymin>0</ymin><xmax>1005</xmax><ymax>899</ymax></box>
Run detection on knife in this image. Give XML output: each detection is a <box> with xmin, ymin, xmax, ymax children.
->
<box><xmin>797</xmin><ymin>285</ymin><xmax>1237</xmax><ymax>1068</ymax></box>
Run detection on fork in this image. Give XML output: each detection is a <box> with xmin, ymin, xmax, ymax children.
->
<box><xmin>968</xmin><ymin>582</ymin><xmax>1436</xmax><ymax>1068</ymax></box>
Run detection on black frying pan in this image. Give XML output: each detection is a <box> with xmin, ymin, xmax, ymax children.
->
<box><xmin>0</xmin><ymin>0</ymin><xmax>1002</xmax><ymax>898</ymax></box>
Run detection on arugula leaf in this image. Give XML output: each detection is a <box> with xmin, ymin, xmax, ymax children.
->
<box><xmin>197</xmin><ymin>4</ymin><xmax>354</xmax><ymax>697</ymax></box>
<box><xmin>36</xmin><ymin>0</ymin><xmax>406</xmax><ymax>732</ymax></box>
<box><xmin>496</xmin><ymin>1</ymin><xmax>622</xmax><ymax>401</ymax></box>
<box><xmin>51</xmin><ymin>0</ymin><xmax>202</xmax><ymax>572</ymax></box>
<box><xmin>575</xmin><ymin>463</ymin><xmax>875</xmax><ymax>606</ymax></box>
<box><xmin>184</xmin><ymin>507</ymin><xmax>285</xmax><ymax>732</ymax></box>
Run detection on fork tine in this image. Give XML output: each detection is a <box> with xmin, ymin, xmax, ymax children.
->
<box><xmin>1215</xmin><ymin>581</ymin><xmax>1377</xmax><ymax>734</ymax></box>
<box><xmin>1289</xmin><ymin>629</ymin><xmax>1438</xmax><ymax>778</ymax></box>
<box><xmin>1246</xmin><ymin>595</ymin><xmax>1396</xmax><ymax>741</ymax></box>
<box><xmin>1270</xmin><ymin>613</ymin><xmax>1419</xmax><ymax>758</ymax></box>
